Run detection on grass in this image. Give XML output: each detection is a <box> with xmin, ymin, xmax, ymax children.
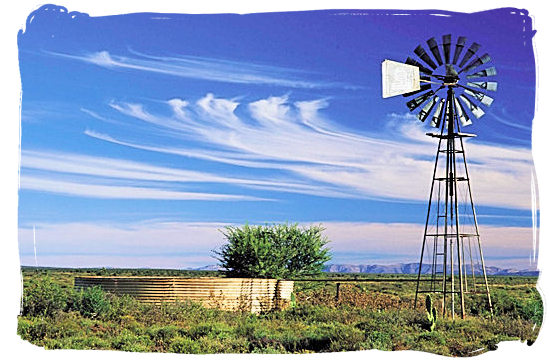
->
<box><xmin>17</xmin><ymin>266</ymin><xmax>542</xmax><ymax>355</ymax></box>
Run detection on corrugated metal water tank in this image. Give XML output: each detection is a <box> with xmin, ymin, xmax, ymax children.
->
<box><xmin>75</xmin><ymin>276</ymin><xmax>294</xmax><ymax>313</ymax></box>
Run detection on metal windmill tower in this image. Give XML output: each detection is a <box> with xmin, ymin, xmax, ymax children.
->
<box><xmin>382</xmin><ymin>35</ymin><xmax>495</xmax><ymax>319</ymax></box>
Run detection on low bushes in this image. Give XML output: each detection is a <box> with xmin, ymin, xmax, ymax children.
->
<box><xmin>18</xmin><ymin>270</ymin><xmax>543</xmax><ymax>355</ymax></box>
<box><xmin>22</xmin><ymin>277</ymin><xmax>139</xmax><ymax>321</ymax></box>
<box><xmin>489</xmin><ymin>289</ymin><xmax>544</xmax><ymax>325</ymax></box>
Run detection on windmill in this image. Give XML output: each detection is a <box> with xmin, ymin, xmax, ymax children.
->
<box><xmin>382</xmin><ymin>35</ymin><xmax>496</xmax><ymax>319</ymax></box>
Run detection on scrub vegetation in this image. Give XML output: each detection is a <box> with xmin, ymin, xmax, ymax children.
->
<box><xmin>18</xmin><ymin>267</ymin><xmax>542</xmax><ymax>356</ymax></box>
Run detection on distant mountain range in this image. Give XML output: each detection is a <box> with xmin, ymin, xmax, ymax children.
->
<box><xmin>193</xmin><ymin>264</ymin><xmax>223</xmax><ymax>271</ymax></box>
<box><xmin>323</xmin><ymin>263</ymin><xmax>539</xmax><ymax>276</ymax></box>
<box><xmin>193</xmin><ymin>263</ymin><xmax>539</xmax><ymax>276</ymax></box>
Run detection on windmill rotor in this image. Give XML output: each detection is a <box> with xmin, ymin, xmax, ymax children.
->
<box><xmin>383</xmin><ymin>34</ymin><xmax>498</xmax><ymax>129</ymax></box>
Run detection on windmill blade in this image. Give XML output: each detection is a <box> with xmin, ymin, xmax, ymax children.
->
<box><xmin>460</xmin><ymin>94</ymin><xmax>485</xmax><ymax>118</ymax></box>
<box><xmin>452</xmin><ymin>36</ymin><xmax>467</xmax><ymax>65</ymax></box>
<box><xmin>430</xmin><ymin>98</ymin><xmax>445</xmax><ymax>128</ymax></box>
<box><xmin>402</xmin><ymin>82</ymin><xmax>432</xmax><ymax>97</ymax></box>
<box><xmin>467</xmin><ymin>66</ymin><xmax>497</xmax><ymax>79</ymax></box>
<box><xmin>461</xmin><ymin>53</ymin><xmax>491</xmax><ymax>74</ymax></box>
<box><xmin>418</xmin><ymin>95</ymin><xmax>439</xmax><ymax>122</ymax></box>
<box><xmin>458</xmin><ymin>42</ymin><xmax>481</xmax><ymax>68</ymax></box>
<box><xmin>467</xmin><ymin>81</ymin><xmax>498</xmax><ymax>92</ymax></box>
<box><xmin>405</xmin><ymin>57</ymin><xmax>433</xmax><ymax>75</ymax></box>
<box><xmin>442</xmin><ymin>34</ymin><xmax>451</xmax><ymax>64</ymax></box>
<box><xmin>454</xmin><ymin>97</ymin><xmax>472</xmax><ymax>126</ymax></box>
<box><xmin>464</xmin><ymin>88</ymin><xmax>494</xmax><ymax>106</ymax></box>
<box><xmin>414</xmin><ymin>45</ymin><xmax>438</xmax><ymax>69</ymax></box>
<box><xmin>427</xmin><ymin>37</ymin><xmax>443</xmax><ymax>66</ymax></box>
<box><xmin>406</xmin><ymin>90</ymin><xmax>435</xmax><ymax>111</ymax></box>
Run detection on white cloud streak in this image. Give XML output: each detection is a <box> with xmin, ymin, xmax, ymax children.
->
<box><xmin>20</xmin><ymin>149</ymin><xmax>351</xmax><ymax>200</ymax></box>
<box><xmin>84</xmin><ymin>94</ymin><xmax>534</xmax><ymax>209</ymax></box>
<box><xmin>49</xmin><ymin>50</ymin><xmax>356</xmax><ymax>89</ymax></box>
<box><xmin>20</xmin><ymin>175</ymin><xmax>263</xmax><ymax>201</ymax></box>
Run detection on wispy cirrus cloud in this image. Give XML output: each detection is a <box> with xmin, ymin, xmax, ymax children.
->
<box><xmin>47</xmin><ymin>50</ymin><xmax>357</xmax><ymax>89</ymax></box>
<box><xmin>20</xmin><ymin>149</ymin><xmax>352</xmax><ymax>201</ymax></box>
<box><xmin>19</xmin><ymin>175</ymin><xmax>264</xmax><ymax>201</ymax></box>
<box><xmin>488</xmin><ymin>107</ymin><xmax>532</xmax><ymax>135</ymax></box>
<box><xmin>84</xmin><ymin>93</ymin><xmax>535</xmax><ymax>210</ymax></box>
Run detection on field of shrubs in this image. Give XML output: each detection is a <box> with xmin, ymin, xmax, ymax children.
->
<box><xmin>17</xmin><ymin>267</ymin><xmax>543</xmax><ymax>356</ymax></box>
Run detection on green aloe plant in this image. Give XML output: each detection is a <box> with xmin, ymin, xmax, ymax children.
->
<box><xmin>426</xmin><ymin>294</ymin><xmax>438</xmax><ymax>332</ymax></box>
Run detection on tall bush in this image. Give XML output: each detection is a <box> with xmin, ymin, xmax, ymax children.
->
<box><xmin>22</xmin><ymin>277</ymin><xmax>67</xmax><ymax>317</ymax></box>
<box><xmin>215</xmin><ymin>223</ymin><xmax>331</xmax><ymax>278</ymax></box>
<box><xmin>78</xmin><ymin>286</ymin><xmax>111</xmax><ymax>319</ymax></box>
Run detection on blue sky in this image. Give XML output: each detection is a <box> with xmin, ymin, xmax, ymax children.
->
<box><xmin>17</xmin><ymin>6</ymin><xmax>538</xmax><ymax>269</ymax></box>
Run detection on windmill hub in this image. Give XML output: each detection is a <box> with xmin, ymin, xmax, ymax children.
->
<box><xmin>443</xmin><ymin>64</ymin><xmax>459</xmax><ymax>84</ymax></box>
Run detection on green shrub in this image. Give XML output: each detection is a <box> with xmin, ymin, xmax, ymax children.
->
<box><xmin>215</xmin><ymin>223</ymin><xmax>331</xmax><ymax>278</ymax></box>
<box><xmin>147</xmin><ymin>325</ymin><xmax>182</xmax><ymax>344</ymax></box>
<box><xmin>301</xmin><ymin>323</ymin><xmax>364</xmax><ymax>352</ymax></box>
<box><xmin>169</xmin><ymin>336</ymin><xmax>202</xmax><ymax>354</ymax></box>
<box><xmin>416</xmin><ymin>331</ymin><xmax>446</xmax><ymax>345</ymax></box>
<box><xmin>18</xmin><ymin>318</ymin><xmax>48</xmax><ymax>342</ymax></box>
<box><xmin>107</xmin><ymin>294</ymin><xmax>140</xmax><ymax>320</ymax></box>
<box><xmin>18</xmin><ymin>311</ymin><xmax>98</xmax><ymax>344</ymax></box>
<box><xmin>251</xmin><ymin>345</ymin><xmax>285</xmax><ymax>354</ymax></box>
<box><xmin>22</xmin><ymin>277</ymin><xmax>67</xmax><ymax>317</ymax></box>
<box><xmin>78</xmin><ymin>286</ymin><xmax>111</xmax><ymax>319</ymax></box>
<box><xmin>44</xmin><ymin>335</ymin><xmax>111</xmax><ymax>350</ymax></box>
<box><xmin>112</xmin><ymin>329</ymin><xmax>153</xmax><ymax>352</ymax></box>
<box><xmin>491</xmin><ymin>289</ymin><xmax>520</xmax><ymax>317</ymax></box>
<box><xmin>234</xmin><ymin>316</ymin><xmax>260</xmax><ymax>338</ymax></box>
<box><xmin>465</xmin><ymin>292</ymin><xmax>492</xmax><ymax>316</ymax></box>
<box><xmin>365</xmin><ymin>330</ymin><xmax>392</xmax><ymax>351</ymax></box>
<box><xmin>194</xmin><ymin>336</ymin><xmax>230</xmax><ymax>354</ymax></box>
<box><xmin>519</xmin><ymin>289</ymin><xmax>543</xmax><ymax>326</ymax></box>
<box><xmin>186</xmin><ymin>323</ymin><xmax>233</xmax><ymax>340</ymax></box>
<box><xmin>17</xmin><ymin>318</ymin><xmax>32</xmax><ymax>340</ymax></box>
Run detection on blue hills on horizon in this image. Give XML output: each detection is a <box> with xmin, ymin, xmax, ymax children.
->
<box><xmin>194</xmin><ymin>263</ymin><xmax>539</xmax><ymax>276</ymax></box>
<box><xmin>322</xmin><ymin>263</ymin><xmax>539</xmax><ymax>276</ymax></box>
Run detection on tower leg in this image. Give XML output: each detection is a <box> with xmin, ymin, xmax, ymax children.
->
<box><xmin>457</xmin><ymin>135</ymin><xmax>494</xmax><ymax>317</ymax></box>
<box><xmin>414</xmin><ymin>128</ymin><xmax>445</xmax><ymax>309</ymax></box>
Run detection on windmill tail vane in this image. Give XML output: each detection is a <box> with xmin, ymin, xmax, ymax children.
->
<box><xmin>382</xmin><ymin>34</ymin><xmax>496</xmax><ymax>319</ymax></box>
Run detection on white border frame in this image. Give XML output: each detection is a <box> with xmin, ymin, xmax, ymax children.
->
<box><xmin>2</xmin><ymin>2</ymin><xmax>548</xmax><ymax>359</ymax></box>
